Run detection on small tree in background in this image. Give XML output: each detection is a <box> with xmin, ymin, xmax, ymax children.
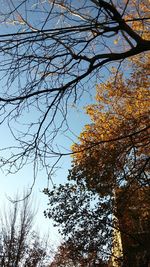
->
<box><xmin>0</xmin><ymin>193</ymin><xmax>53</xmax><ymax>267</ymax></box>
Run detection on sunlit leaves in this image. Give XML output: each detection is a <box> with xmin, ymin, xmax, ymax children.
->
<box><xmin>70</xmin><ymin>54</ymin><xmax>150</xmax><ymax>195</ymax></box>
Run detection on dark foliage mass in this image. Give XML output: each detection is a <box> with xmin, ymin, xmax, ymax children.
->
<box><xmin>44</xmin><ymin>182</ymin><xmax>113</xmax><ymax>262</ymax></box>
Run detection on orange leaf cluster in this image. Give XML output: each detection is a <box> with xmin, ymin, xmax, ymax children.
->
<box><xmin>70</xmin><ymin>55</ymin><xmax>150</xmax><ymax>195</ymax></box>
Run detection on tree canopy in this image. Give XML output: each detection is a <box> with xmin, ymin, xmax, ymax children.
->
<box><xmin>70</xmin><ymin>53</ymin><xmax>149</xmax><ymax>195</ymax></box>
<box><xmin>0</xmin><ymin>0</ymin><xmax>149</xmax><ymax>178</ymax></box>
<box><xmin>44</xmin><ymin>52</ymin><xmax>150</xmax><ymax>263</ymax></box>
<box><xmin>49</xmin><ymin>239</ymin><xmax>108</xmax><ymax>266</ymax></box>
<box><xmin>44</xmin><ymin>181</ymin><xmax>113</xmax><ymax>263</ymax></box>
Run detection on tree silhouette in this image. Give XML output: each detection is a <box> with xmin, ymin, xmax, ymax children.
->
<box><xmin>0</xmin><ymin>0</ymin><xmax>149</xmax><ymax>179</ymax></box>
<box><xmin>0</xmin><ymin>193</ymin><xmax>52</xmax><ymax>266</ymax></box>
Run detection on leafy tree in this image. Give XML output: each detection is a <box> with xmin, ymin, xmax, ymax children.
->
<box><xmin>49</xmin><ymin>242</ymin><xmax>80</xmax><ymax>267</ymax></box>
<box><xmin>44</xmin><ymin>182</ymin><xmax>113</xmax><ymax>262</ymax></box>
<box><xmin>0</xmin><ymin>0</ymin><xmax>149</xmax><ymax>178</ymax></box>
<box><xmin>48</xmin><ymin>226</ymin><xmax>110</xmax><ymax>267</ymax></box>
<box><xmin>44</xmin><ymin>54</ymin><xmax>150</xmax><ymax>263</ymax></box>
<box><xmin>70</xmin><ymin>54</ymin><xmax>149</xmax><ymax>195</ymax></box>
<box><xmin>0</xmin><ymin>193</ymin><xmax>52</xmax><ymax>266</ymax></box>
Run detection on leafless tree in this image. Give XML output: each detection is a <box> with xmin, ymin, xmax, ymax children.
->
<box><xmin>0</xmin><ymin>193</ymin><xmax>53</xmax><ymax>266</ymax></box>
<box><xmin>0</xmin><ymin>0</ymin><xmax>149</xmax><ymax>181</ymax></box>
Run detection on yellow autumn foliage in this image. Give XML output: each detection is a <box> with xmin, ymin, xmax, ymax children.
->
<box><xmin>70</xmin><ymin>54</ymin><xmax>150</xmax><ymax>195</ymax></box>
<box><xmin>124</xmin><ymin>0</ymin><xmax>150</xmax><ymax>40</ymax></box>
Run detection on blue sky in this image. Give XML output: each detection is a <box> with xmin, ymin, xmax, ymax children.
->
<box><xmin>0</xmin><ymin>100</ymin><xmax>92</xmax><ymax>244</ymax></box>
<box><xmin>0</xmin><ymin>0</ymin><xmax>111</xmax><ymax>245</ymax></box>
<box><xmin>0</xmin><ymin>16</ymin><xmax>95</xmax><ymax>241</ymax></box>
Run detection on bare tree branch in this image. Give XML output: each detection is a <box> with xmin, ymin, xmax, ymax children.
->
<box><xmin>0</xmin><ymin>0</ymin><xmax>149</xmax><ymax>179</ymax></box>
